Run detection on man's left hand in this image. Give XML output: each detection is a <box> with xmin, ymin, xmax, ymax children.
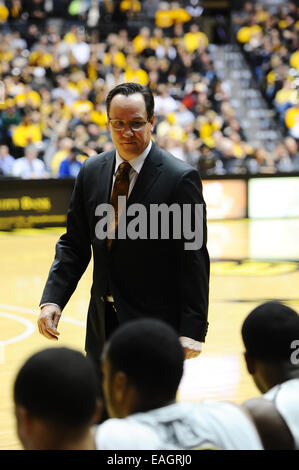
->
<box><xmin>183</xmin><ymin>347</ymin><xmax>202</xmax><ymax>359</ymax></box>
<box><xmin>179</xmin><ymin>337</ymin><xmax>202</xmax><ymax>359</ymax></box>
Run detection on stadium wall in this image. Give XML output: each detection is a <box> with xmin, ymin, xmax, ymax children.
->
<box><xmin>1</xmin><ymin>173</ymin><xmax>299</xmax><ymax>230</ymax></box>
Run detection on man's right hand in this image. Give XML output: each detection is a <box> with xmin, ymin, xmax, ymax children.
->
<box><xmin>38</xmin><ymin>305</ymin><xmax>61</xmax><ymax>341</ymax></box>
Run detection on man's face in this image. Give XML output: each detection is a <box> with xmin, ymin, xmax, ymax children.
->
<box><xmin>26</xmin><ymin>150</ymin><xmax>37</xmax><ymax>161</ymax></box>
<box><xmin>107</xmin><ymin>93</ymin><xmax>154</xmax><ymax>161</ymax></box>
<box><xmin>0</xmin><ymin>146</ymin><xmax>8</xmax><ymax>157</ymax></box>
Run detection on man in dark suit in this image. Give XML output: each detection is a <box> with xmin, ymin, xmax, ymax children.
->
<box><xmin>38</xmin><ymin>83</ymin><xmax>210</xmax><ymax>377</ymax></box>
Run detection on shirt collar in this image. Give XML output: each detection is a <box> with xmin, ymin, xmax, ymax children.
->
<box><xmin>114</xmin><ymin>140</ymin><xmax>152</xmax><ymax>175</ymax></box>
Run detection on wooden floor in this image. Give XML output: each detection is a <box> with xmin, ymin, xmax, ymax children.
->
<box><xmin>1</xmin><ymin>218</ymin><xmax>299</xmax><ymax>449</ymax></box>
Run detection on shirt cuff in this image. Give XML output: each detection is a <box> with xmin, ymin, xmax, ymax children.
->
<box><xmin>40</xmin><ymin>303</ymin><xmax>61</xmax><ymax>313</ymax></box>
<box><xmin>179</xmin><ymin>336</ymin><xmax>202</xmax><ymax>352</ymax></box>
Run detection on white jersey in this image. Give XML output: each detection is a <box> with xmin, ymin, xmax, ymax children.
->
<box><xmin>94</xmin><ymin>401</ymin><xmax>263</xmax><ymax>450</ymax></box>
<box><xmin>263</xmin><ymin>378</ymin><xmax>299</xmax><ymax>449</ymax></box>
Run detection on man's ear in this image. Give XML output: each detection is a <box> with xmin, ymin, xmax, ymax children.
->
<box><xmin>15</xmin><ymin>406</ymin><xmax>32</xmax><ymax>427</ymax></box>
<box><xmin>113</xmin><ymin>371</ymin><xmax>129</xmax><ymax>403</ymax></box>
<box><xmin>15</xmin><ymin>405</ymin><xmax>35</xmax><ymax>445</ymax></box>
<box><xmin>150</xmin><ymin>113</ymin><xmax>155</xmax><ymax>131</ymax></box>
<box><xmin>244</xmin><ymin>351</ymin><xmax>256</xmax><ymax>375</ymax></box>
<box><xmin>92</xmin><ymin>399</ymin><xmax>104</xmax><ymax>425</ymax></box>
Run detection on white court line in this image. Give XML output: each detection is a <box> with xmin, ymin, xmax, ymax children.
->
<box><xmin>0</xmin><ymin>304</ymin><xmax>85</xmax><ymax>327</ymax></box>
<box><xmin>0</xmin><ymin>312</ymin><xmax>35</xmax><ymax>346</ymax></box>
<box><xmin>0</xmin><ymin>312</ymin><xmax>36</xmax><ymax>364</ymax></box>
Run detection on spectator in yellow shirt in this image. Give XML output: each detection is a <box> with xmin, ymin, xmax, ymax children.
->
<box><xmin>155</xmin><ymin>1</ymin><xmax>191</xmax><ymax>29</ymax></box>
<box><xmin>72</xmin><ymin>95</ymin><xmax>94</xmax><ymax>118</ymax></box>
<box><xmin>170</xmin><ymin>2</ymin><xmax>191</xmax><ymax>26</ymax></box>
<box><xmin>51</xmin><ymin>137</ymin><xmax>74</xmax><ymax>176</ymax></box>
<box><xmin>124</xmin><ymin>56</ymin><xmax>149</xmax><ymax>85</ymax></box>
<box><xmin>103</xmin><ymin>45</ymin><xmax>127</xmax><ymax>70</ymax></box>
<box><xmin>132</xmin><ymin>27</ymin><xmax>151</xmax><ymax>54</ymax></box>
<box><xmin>120</xmin><ymin>0</ymin><xmax>141</xmax><ymax>15</ymax></box>
<box><xmin>155</xmin><ymin>2</ymin><xmax>173</xmax><ymax>29</ymax></box>
<box><xmin>274</xmin><ymin>80</ymin><xmax>299</xmax><ymax>123</ymax></box>
<box><xmin>285</xmin><ymin>102</ymin><xmax>299</xmax><ymax>139</ymax></box>
<box><xmin>90</xmin><ymin>103</ymin><xmax>108</xmax><ymax>129</ymax></box>
<box><xmin>29</xmin><ymin>45</ymin><xmax>53</xmax><ymax>68</ymax></box>
<box><xmin>183</xmin><ymin>24</ymin><xmax>208</xmax><ymax>53</ymax></box>
<box><xmin>63</xmin><ymin>25</ymin><xmax>78</xmax><ymax>44</ymax></box>
<box><xmin>290</xmin><ymin>50</ymin><xmax>299</xmax><ymax>71</ymax></box>
<box><xmin>0</xmin><ymin>2</ymin><xmax>9</xmax><ymax>23</ymax></box>
<box><xmin>12</xmin><ymin>114</ymin><xmax>42</xmax><ymax>149</ymax></box>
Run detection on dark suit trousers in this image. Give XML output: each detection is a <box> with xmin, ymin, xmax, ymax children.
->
<box><xmin>104</xmin><ymin>301</ymin><xmax>119</xmax><ymax>339</ymax></box>
<box><xmin>86</xmin><ymin>301</ymin><xmax>119</xmax><ymax>422</ymax></box>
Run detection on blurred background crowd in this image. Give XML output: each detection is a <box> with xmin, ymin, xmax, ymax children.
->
<box><xmin>0</xmin><ymin>0</ymin><xmax>298</xmax><ymax>179</ymax></box>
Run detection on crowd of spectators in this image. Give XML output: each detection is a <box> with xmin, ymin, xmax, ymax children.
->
<box><xmin>0</xmin><ymin>0</ymin><xmax>298</xmax><ymax>179</ymax></box>
<box><xmin>234</xmin><ymin>1</ymin><xmax>299</xmax><ymax>171</ymax></box>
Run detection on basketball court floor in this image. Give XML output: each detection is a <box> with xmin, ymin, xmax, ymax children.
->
<box><xmin>1</xmin><ymin>218</ymin><xmax>299</xmax><ymax>449</ymax></box>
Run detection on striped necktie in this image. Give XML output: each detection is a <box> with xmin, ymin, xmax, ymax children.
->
<box><xmin>107</xmin><ymin>161</ymin><xmax>131</xmax><ymax>248</ymax></box>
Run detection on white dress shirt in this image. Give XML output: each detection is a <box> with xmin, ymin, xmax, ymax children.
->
<box><xmin>112</xmin><ymin>140</ymin><xmax>152</xmax><ymax>196</ymax></box>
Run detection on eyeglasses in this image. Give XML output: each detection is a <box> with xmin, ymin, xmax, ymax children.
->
<box><xmin>109</xmin><ymin>118</ymin><xmax>149</xmax><ymax>131</ymax></box>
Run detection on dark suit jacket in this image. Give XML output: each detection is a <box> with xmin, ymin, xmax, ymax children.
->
<box><xmin>40</xmin><ymin>142</ymin><xmax>210</xmax><ymax>360</ymax></box>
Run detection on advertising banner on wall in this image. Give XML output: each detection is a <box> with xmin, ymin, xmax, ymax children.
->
<box><xmin>0</xmin><ymin>179</ymin><xmax>74</xmax><ymax>230</ymax></box>
<box><xmin>248</xmin><ymin>177</ymin><xmax>299</xmax><ymax>218</ymax></box>
<box><xmin>202</xmin><ymin>179</ymin><xmax>247</xmax><ymax>220</ymax></box>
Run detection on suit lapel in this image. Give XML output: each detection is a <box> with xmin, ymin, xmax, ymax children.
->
<box><xmin>96</xmin><ymin>150</ymin><xmax>115</xmax><ymax>204</ymax></box>
<box><xmin>128</xmin><ymin>142</ymin><xmax>163</xmax><ymax>204</ymax></box>
<box><xmin>93</xmin><ymin>151</ymin><xmax>115</xmax><ymax>252</ymax></box>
